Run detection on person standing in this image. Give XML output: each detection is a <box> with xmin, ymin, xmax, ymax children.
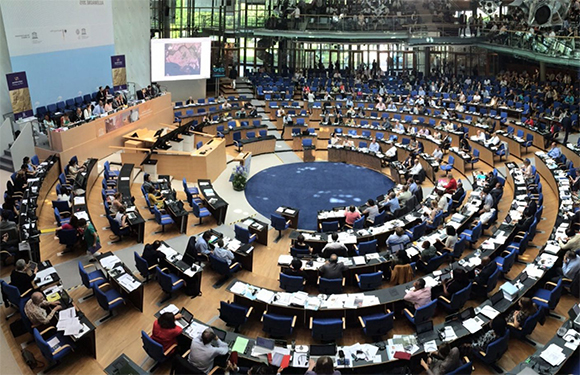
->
<box><xmin>79</xmin><ymin>218</ymin><xmax>101</xmax><ymax>261</ymax></box>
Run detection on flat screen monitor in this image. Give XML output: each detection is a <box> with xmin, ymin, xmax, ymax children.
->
<box><xmin>151</xmin><ymin>38</ymin><xmax>212</xmax><ymax>81</ymax></box>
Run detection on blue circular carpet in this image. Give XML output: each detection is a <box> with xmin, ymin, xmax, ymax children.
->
<box><xmin>245</xmin><ymin>162</ymin><xmax>395</xmax><ymax>230</ymax></box>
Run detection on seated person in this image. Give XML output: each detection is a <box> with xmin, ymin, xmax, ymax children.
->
<box><xmin>22</xmin><ymin>156</ymin><xmax>37</xmax><ymax>174</ymax></box>
<box><xmin>386</xmin><ymin>227</ymin><xmax>410</xmax><ymax>250</ymax></box>
<box><xmin>437</xmin><ymin>226</ymin><xmax>458</xmax><ymax>252</ymax></box>
<box><xmin>362</xmin><ymin>199</ymin><xmax>379</xmax><ymax>225</ymax></box>
<box><xmin>142</xmin><ymin>240</ymin><xmax>163</xmax><ymax>266</ymax></box>
<box><xmin>60</xmin><ymin>114</ymin><xmax>71</xmax><ymax>127</ymax></box>
<box><xmin>151</xmin><ymin>312</ymin><xmax>183</xmax><ymax>354</ymax></box>
<box><xmin>521</xmin><ymin>158</ymin><xmax>534</xmax><ymax>179</ymax></box>
<box><xmin>321</xmin><ymin>233</ymin><xmax>348</xmax><ymax>258</ymax></box>
<box><xmin>114</xmin><ymin>206</ymin><xmax>131</xmax><ymax>231</ymax></box>
<box><xmin>506</xmin><ymin>297</ymin><xmax>537</xmax><ymax>329</ymax></box>
<box><xmin>444</xmin><ymin>175</ymin><xmax>457</xmax><ymax>193</ymax></box>
<box><xmin>284</xmin><ymin>258</ymin><xmax>307</xmax><ymax>279</ymax></box>
<box><xmin>392</xmin><ymin>249</ymin><xmax>411</xmax><ymax>266</ymax></box>
<box><xmin>24</xmin><ymin>292</ymin><xmax>62</xmax><ymax>326</ymax></box>
<box><xmin>147</xmin><ymin>185</ymin><xmax>165</xmax><ymax>209</ymax></box>
<box><xmin>408</xmin><ymin>158</ymin><xmax>423</xmax><ymax>179</ymax></box>
<box><xmin>420</xmin><ymin>240</ymin><xmax>438</xmax><ymax>262</ymax></box>
<box><xmin>403</xmin><ymin>278</ymin><xmax>432</xmax><ymax>311</ymax></box>
<box><xmin>381</xmin><ymin>192</ymin><xmax>400</xmax><ymax>215</ymax></box>
<box><xmin>213</xmin><ymin>239</ymin><xmax>235</xmax><ymax>265</ymax></box>
<box><xmin>558</xmin><ymin>227</ymin><xmax>580</xmax><ymax>251</ymax></box>
<box><xmin>195</xmin><ymin>231</ymin><xmax>213</xmax><ymax>256</ymax></box>
<box><xmin>484</xmin><ymin>131</ymin><xmax>501</xmax><ymax>147</ymax></box>
<box><xmin>420</xmin><ymin>343</ymin><xmax>461</xmax><ymax>375</ymax></box>
<box><xmin>474</xmin><ymin>205</ymin><xmax>496</xmax><ymax>226</ymax></box>
<box><xmin>66</xmin><ymin>158</ymin><xmax>86</xmax><ymax>179</ymax></box>
<box><xmin>143</xmin><ymin>173</ymin><xmax>160</xmax><ymax>195</ymax></box>
<box><xmin>468</xmin><ymin>317</ymin><xmax>507</xmax><ymax>353</ymax></box>
<box><xmin>10</xmin><ymin>259</ymin><xmax>36</xmax><ymax>294</ymax></box>
<box><xmin>553</xmin><ymin>250</ymin><xmax>580</xmax><ymax>282</ymax></box>
<box><xmin>0</xmin><ymin>210</ymin><xmax>17</xmax><ymax>231</ymax></box>
<box><xmin>440</xmin><ymin>268</ymin><xmax>469</xmax><ymax>299</ymax></box>
<box><xmin>547</xmin><ymin>141</ymin><xmax>562</xmax><ymax>159</ymax></box>
<box><xmin>369</xmin><ymin>138</ymin><xmax>380</xmax><ymax>153</ymax></box>
<box><xmin>305</xmin><ymin>356</ymin><xmax>341</xmax><ymax>375</ymax></box>
<box><xmin>432</xmin><ymin>146</ymin><xmax>443</xmax><ymax>162</ymax></box>
<box><xmin>473</xmin><ymin>256</ymin><xmax>497</xmax><ymax>292</ymax></box>
<box><xmin>188</xmin><ymin>328</ymin><xmax>229</xmax><ymax>374</ymax></box>
<box><xmin>318</xmin><ymin>254</ymin><xmax>347</xmax><ymax>279</ymax></box>
<box><xmin>344</xmin><ymin>205</ymin><xmax>361</xmax><ymax>228</ymax></box>
<box><xmin>451</xmin><ymin>180</ymin><xmax>465</xmax><ymax>204</ymax></box>
<box><xmin>514</xmin><ymin>210</ymin><xmax>534</xmax><ymax>233</ymax></box>
<box><xmin>408</xmin><ymin>178</ymin><xmax>419</xmax><ymax>195</ymax></box>
<box><xmin>459</xmin><ymin>137</ymin><xmax>471</xmax><ymax>153</ymax></box>
<box><xmin>292</xmin><ymin>234</ymin><xmax>312</xmax><ymax>253</ymax></box>
<box><xmin>107</xmin><ymin>192</ymin><xmax>125</xmax><ymax>215</ymax></box>
<box><xmin>489</xmin><ymin>183</ymin><xmax>503</xmax><ymax>206</ymax></box>
<box><xmin>397</xmin><ymin>185</ymin><xmax>413</xmax><ymax>206</ymax></box>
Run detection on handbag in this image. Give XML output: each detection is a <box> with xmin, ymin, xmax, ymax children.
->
<box><xmin>21</xmin><ymin>349</ymin><xmax>38</xmax><ymax>369</ymax></box>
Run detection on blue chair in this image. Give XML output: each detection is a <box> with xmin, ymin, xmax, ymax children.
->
<box><xmin>426</xmin><ymin>211</ymin><xmax>444</xmax><ymax>232</ymax></box>
<box><xmin>319</xmin><ymin>220</ymin><xmax>340</xmax><ymax>232</ymax></box>
<box><xmin>508</xmin><ymin>306</ymin><xmax>544</xmax><ymax>346</ymax></box>
<box><xmin>155</xmin><ymin>266</ymin><xmax>185</xmax><ymax>303</ymax></box>
<box><xmin>196</xmin><ymin>141</ymin><xmax>203</xmax><ymax>149</ymax></box>
<box><xmin>53</xmin><ymin>207</ymin><xmax>71</xmax><ymax>227</ymax></box>
<box><xmin>302</xmin><ymin>138</ymin><xmax>313</xmax><ymax>149</ymax></box>
<box><xmin>441</xmin><ymin>156</ymin><xmax>454</xmax><ymax>176</ymax></box>
<box><xmin>234</xmin><ymin>224</ymin><xmax>257</xmax><ymax>244</ymax></box>
<box><xmin>474</xmin><ymin>267</ymin><xmax>500</xmax><ymax>296</ymax></box>
<box><xmin>359</xmin><ymin>310</ymin><xmax>394</xmax><ymax>338</ymax></box>
<box><xmin>153</xmin><ymin>207</ymin><xmax>174</xmax><ymax>233</ymax></box>
<box><xmin>104</xmin><ymin>161</ymin><xmax>119</xmax><ymax>178</ymax></box>
<box><xmin>78</xmin><ymin>262</ymin><xmax>106</xmax><ymax>298</ymax></box>
<box><xmin>134</xmin><ymin>252</ymin><xmax>157</xmax><ymax>282</ymax></box>
<box><xmin>271</xmin><ymin>214</ymin><xmax>291</xmax><ymax>243</ymax></box>
<box><xmin>450</xmin><ymin>236</ymin><xmax>467</xmax><ymax>260</ymax></box>
<box><xmin>311</xmin><ymin>317</ymin><xmax>344</xmax><ymax>341</ymax></box>
<box><xmin>356</xmin><ymin>271</ymin><xmax>383</xmax><ymax>291</ymax></box>
<box><xmin>446</xmin><ymin>357</ymin><xmax>474</xmax><ymax>375</ymax></box>
<box><xmin>439</xmin><ymin>283</ymin><xmax>472</xmax><ymax>313</ymax></box>
<box><xmin>351</xmin><ymin>215</ymin><xmax>366</xmax><ymax>230</ymax></box>
<box><xmin>461</xmin><ymin>222</ymin><xmax>483</xmax><ymax>246</ymax></box>
<box><xmin>318</xmin><ymin>277</ymin><xmax>344</xmax><ymax>294</ymax></box>
<box><xmin>31</xmin><ymin>155</ymin><xmax>39</xmax><ymax>165</ymax></box>
<box><xmin>496</xmin><ymin>248</ymin><xmax>517</xmax><ymax>277</ymax></box>
<box><xmin>93</xmin><ymin>282</ymin><xmax>125</xmax><ymax>322</ymax></box>
<box><xmin>233</xmin><ymin>132</ymin><xmax>242</xmax><ymax>150</ymax></box>
<box><xmin>0</xmin><ymin>280</ymin><xmax>31</xmax><ymax>318</ymax></box>
<box><xmin>373</xmin><ymin>210</ymin><xmax>386</xmax><ymax>225</ymax></box>
<box><xmin>417</xmin><ymin>253</ymin><xmax>446</xmax><ymax>273</ymax></box>
<box><xmin>406</xmin><ymin>222</ymin><xmax>426</xmax><ymax>241</ymax></box>
<box><xmin>191</xmin><ymin>202</ymin><xmax>211</xmax><ymax>226</ymax></box>
<box><xmin>523</xmin><ymin>134</ymin><xmax>533</xmax><ymax>153</ymax></box>
<box><xmin>57</xmin><ymin>228</ymin><xmax>77</xmax><ymax>252</ymax></box>
<box><xmin>403</xmin><ymin>298</ymin><xmax>438</xmax><ymax>326</ymax></box>
<box><xmin>472</xmin><ymin>330</ymin><xmax>509</xmax><ymax>373</ymax></box>
<box><xmin>107</xmin><ymin>216</ymin><xmax>130</xmax><ymax>243</ymax></box>
<box><xmin>182</xmin><ymin>178</ymin><xmax>199</xmax><ymax>196</ymax></box>
<box><xmin>532</xmin><ymin>279</ymin><xmax>563</xmax><ymax>318</ymax></box>
<box><xmin>209</xmin><ymin>253</ymin><xmax>241</xmax><ymax>277</ymax></box>
<box><xmin>33</xmin><ymin>327</ymin><xmax>75</xmax><ymax>369</ymax></box>
<box><xmin>469</xmin><ymin>149</ymin><xmax>480</xmax><ymax>169</ymax></box>
<box><xmin>262</xmin><ymin>313</ymin><xmax>296</xmax><ymax>338</ymax></box>
<box><xmin>219</xmin><ymin>301</ymin><xmax>252</xmax><ymax>331</ymax></box>
<box><xmin>355</xmin><ymin>239</ymin><xmax>377</xmax><ymax>255</ymax></box>
<box><xmin>141</xmin><ymin>331</ymin><xmax>175</xmax><ymax>372</ymax></box>
<box><xmin>495</xmin><ymin>143</ymin><xmax>506</xmax><ymax>160</ymax></box>
<box><xmin>279</xmin><ymin>273</ymin><xmax>305</xmax><ymax>292</ymax></box>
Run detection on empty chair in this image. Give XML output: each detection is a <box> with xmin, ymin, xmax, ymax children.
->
<box><xmin>496</xmin><ymin>248</ymin><xmax>517</xmax><ymax>277</ymax></box>
<box><xmin>495</xmin><ymin>143</ymin><xmax>506</xmax><ymax>160</ymax></box>
<box><xmin>469</xmin><ymin>149</ymin><xmax>480</xmax><ymax>169</ymax></box>
<box><xmin>141</xmin><ymin>331</ymin><xmax>175</xmax><ymax>372</ymax></box>
<box><xmin>290</xmin><ymin>247</ymin><xmax>310</xmax><ymax>257</ymax></box>
<box><xmin>93</xmin><ymin>282</ymin><xmax>125</xmax><ymax>322</ymax></box>
<box><xmin>356</xmin><ymin>271</ymin><xmax>383</xmax><ymax>291</ymax></box>
<box><xmin>461</xmin><ymin>221</ymin><xmax>482</xmax><ymax>246</ymax></box>
<box><xmin>153</xmin><ymin>207</ymin><xmax>174</xmax><ymax>233</ymax></box>
<box><xmin>319</xmin><ymin>220</ymin><xmax>340</xmax><ymax>232</ymax></box>
<box><xmin>474</xmin><ymin>267</ymin><xmax>500</xmax><ymax>296</ymax></box>
<box><xmin>403</xmin><ymin>295</ymin><xmax>438</xmax><ymax>326</ymax></box>
<box><xmin>191</xmin><ymin>202</ymin><xmax>211</xmax><ymax>226</ymax></box>
<box><xmin>234</xmin><ymin>224</ymin><xmax>257</xmax><ymax>244</ymax></box>
<box><xmin>262</xmin><ymin>313</ymin><xmax>296</xmax><ymax>338</ymax></box>
<box><xmin>441</xmin><ymin>156</ymin><xmax>454</xmax><ymax>176</ymax></box>
<box><xmin>359</xmin><ymin>310</ymin><xmax>394</xmax><ymax>339</ymax></box>
<box><xmin>532</xmin><ymin>279</ymin><xmax>563</xmax><ymax>318</ymax></box>
<box><xmin>438</xmin><ymin>283</ymin><xmax>472</xmax><ymax>313</ymax></box>
<box><xmin>134</xmin><ymin>251</ymin><xmax>157</xmax><ymax>282</ymax></box>
<box><xmin>53</xmin><ymin>207</ymin><xmax>71</xmax><ymax>227</ymax></box>
<box><xmin>270</xmin><ymin>214</ymin><xmax>291</xmax><ymax>243</ymax></box>
<box><xmin>155</xmin><ymin>266</ymin><xmax>185</xmax><ymax>303</ymax></box>
<box><xmin>78</xmin><ymin>262</ymin><xmax>105</xmax><ymax>298</ymax></box>
<box><xmin>355</xmin><ymin>239</ymin><xmax>377</xmax><ymax>255</ymax></box>
<box><xmin>57</xmin><ymin>229</ymin><xmax>78</xmax><ymax>253</ymax></box>
<box><xmin>310</xmin><ymin>317</ymin><xmax>344</xmax><ymax>341</ymax></box>
<box><xmin>373</xmin><ymin>210</ymin><xmax>386</xmax><ymax>226</ymax></box>
<box><xmin>209</xmin><ymin>253</ymin><xmax>241</xmax><ymax>278</ymax></box>
<box><xmin>219</xmin><ymin>301</ymin><xmax>252</xmax><ymax>332</ymax></box>
<box><xmin>279</xmin><ymin>273</ymin><xmax>305</xmax><ymax>292</ymax></box>
<box><xmin>406</xmin><ymin>222</ymin><xmax>426</xmax><ymax>241</ymax></box>
<box><xmin>33</xmin><ymin>327</ymin><xmax>75</xmax><ymax>370</ymax></box>
<box><xmin>318</xmin><ymin>277</ymin><xmax>344</xmax><ymax>294</ymax></box>
<box><xmin>0</xmin><ymin>280</ymin><xmax>31</xmax><ymax>318</ymax></box>
<box><xmin>472</xmin><ymin>330</ymin><xmax>510</xmax><ymax>373</ymax></box>
<box><xmin>104</xmin><ymin>161</ymin><xmax>119</xmax><ymax>178</ymax></box>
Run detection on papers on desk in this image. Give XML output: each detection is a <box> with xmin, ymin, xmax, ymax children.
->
<box><xmin>203</xmin><ymin>189</ymin><xmax>215</xmax><ymax>197</ymax></box>
<box><xmin>290</xmin><ymin>291</ymin><xmax>308</xmax><ymax>307</ymax></box>
<box><xmin>278</xmin><ymin>255</ymin><xmax>293</xmax><ymax>265</ymax></box>
<box><xmin>232</xmin><ymin>337</ymin><xmax>249</xmax><ymax>353</ymax></box>
<box><xmin>160</xmin><ymin>304</ymin><xmax>180</xmax><ymax>316</ymax></box>
<box><xmin>523</xmin><ymin>264</ymin><xmax>544</xmax><ymax>279</ymax></box>
<box><xmin>226</xmin><ymin>239</ymin><xmax>243</xmax><ymax>252</ymax></box>
<box><xmin>56</xmin><ymin>308</ymin><xmax>85</xmax><ymax>336</ymax></box>
<box><xmin>47</xmin><ymin>336</ymin><xmax>60</xmax><ymax>349</ymax></box>
<box><xmin>563</xmin><ymin>329</ymin><xmax>580</xmax><ymax>350</ymax></box>
<box><xmin>538</xmin><ymin>253</ymin><xmax>558</xmax><ymax>268</ymax></box>
<box><xmin>540</xmin><ymin>344</ymin><xmax>567</xmax><ymax>367</ymax></box>
<box><xmin>185</xmin><ymin>321</ymin><xmax>208</xmax><ymax>338</ymax></box>
<box><xmin>100</xmin><ymin>255</ymin><xmax>122</xmax><ymax>270</ymax></box>
<box><xmin>423</xmin><ymin>276</ymin><xmax>439</xmax><ymax>288</ymax></box>
<box><xmin>117</xmin><ymin>273</ymin><xmax>141</xmax><ymax>292</ymax></box>
<box><xmin>305</xmin><ymin>297</ymin><xmax>321</xmax><ymax>310</ymax></box>
<box><xmin>269</xmin><ymin>347</ymin><xmax>291</xmax><ymax>368</ymax></box>
<box><xmin>405</xmin><ymin>246</ymin><xmax>420</xmax><ymax>258</ymax></box>
<box><xmin>480</xmin><ymin>305</ymin><xmax>500</xmax><ymax>319</ymax></box>
<box><xmin>74</xmin><ymin>211</ymin><xmax>90</xmax><ymax>222</ymax></box>
<box><xmin>272</xmin><ymin>292</ymin><xmax>292</xmax><ymax>306</ymax></box>
<box><xmin>158</xmin><ymin>243</ymin><xmax>178</xmax><ymax>259</ymax></box>
<box><xmin>120</xmin><ymin>177</ymin><xmax>130</xmax><ymax>181</ymax></box>
<box><xmin>481</xmin><ymin>240</ymin><xmax>496</xmax><ymax>250</ymax></box>
<box><xmin>256</xmin><ymin>289</ymin><xmax>275</xmax><ymax>304</ymax></box>
<box><xmin>35</xmin><ymin>267</ymin><xmax>57</xmax><ymax>287</ymax></box>
<box><xmin>353</xmin><ymin>256</ymin><xmax>366</xmax><ymax>266</ymax></box>
<box><xmin>463</xmin><ymin>318</ymin><xmax>484</xmax><ymax>334</ymax></box>
<box><xmin>73</xmin><ymin>196</ymin><xmax>85</xmax><ymax>205</ymax></box>
<box><xmin>59</xmin><ymin>307</ymin><xmax>75</xmax><ymax>320</ymax></box>
<box><xmin>442</xmin><ymin>326</ymin><xmax>458</xmax><ymax>342</ymax></box>
<box><xmin>423</xmin><ymin>340</ymin><xmax>438</xmax><ymax>353</ymax></box>
<box><xmin>544</xmin><ymin>242</ymin><xmax>561</xmax><ymax>255</ymax></box>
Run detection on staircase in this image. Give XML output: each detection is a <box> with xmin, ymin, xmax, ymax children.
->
<box><xmin>0</xmin><ymin>146</ymin><xmax>13</xmax><ymax>172</ymax></box>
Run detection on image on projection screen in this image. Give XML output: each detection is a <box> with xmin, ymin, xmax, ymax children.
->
<box><xmin>165</xmin><ymin>43</ymin><xmax>202</xmax><ymax>76</ymax></box>
<box><xmin>151</xmin><ymin>38</ymin><xmax>211</xmax><ymax>81</ymax></box>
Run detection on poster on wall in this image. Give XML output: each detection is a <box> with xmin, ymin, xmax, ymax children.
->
<box><xmin>105</xmin><ymin>108</ymin><xmax>139</xmax><ymax>133</ymax></box>
<box><xmin>111</xmin><ymin>55</ymin><xmax>127</xmax><ymax>91</ymax></box>
<box><xmin>6</xmin><ymin>72</ymin><xmax>33</xmax><ymax>120</ymax></box>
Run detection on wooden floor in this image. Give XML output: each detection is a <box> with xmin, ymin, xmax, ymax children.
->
<box><xmin>0</xmin><ymin>142</ymin><xmax>576</xmax><ymax>375</ymax></box>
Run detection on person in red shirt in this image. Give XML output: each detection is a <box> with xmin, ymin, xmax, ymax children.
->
<box><xmin>444</xmin><ymin>175</ymin><xmax>457</xmax><ymax>194</ymax></box>
<box><xmin>151</xmin><ymin>312</ymin><xmax>183</xmax><ymax>353</ymax></box>
<box><xmin>344</xmin><ymin>205</ymin><xmax>361</xmax><ymax>228</ymax></box>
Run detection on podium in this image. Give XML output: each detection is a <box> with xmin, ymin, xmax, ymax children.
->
<box><xmin>303</xmin><ymin>147</ymin><xmax>315</xmax><ymax>162</ymax></box>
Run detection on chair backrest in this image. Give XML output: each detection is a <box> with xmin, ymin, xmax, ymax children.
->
<box><xmin>0</xmin><ymin>280</ymin><xmax>24</xmax><ymax>308</ymax></box>
<box><xmin>500</xmin><ymin>248</ymin><xmax>517</xmax><ymax>274</ymax></box>
<box><xmin>263</xmin><ymin>313</ymin><xmax>293</xmax><ymax>336</ymax></box>
<box><xmin>134</xmin><ymin>252</ymin><xmax>150</xmax><ymax>278</ymax></box>
<box><xmin>520</xmin><ymin>307</ymin><xmax>544</xmax><ymax>336</ymax></box>
<box><xmin>141</xmin><ymin>330</ymin><xmax>166</xmax><ymax>362</ymax></box>
<box><xmin>321</xmin><ymin>221</ymin><xmax>339</xmax><ymax>232</ymax></box>
<box><xmin>448</xmin><ymin>155</ymin><xmax>455</xmax><ymax>165</ymax></box>
<box><xmin>358</xmin><ymin>271</ymin><xmax>383</xmax><ymax>290</ymax></box>
<box><xmin>33</xmin><ymin>328</ymin><xmax>55</xmax><ymax>361</ymax></box>
<box><xmin>219</xmin><ymin>301</ymin><xmax>248</xmax><ymax>326</ymax></box>
<box><xmin>365</xmin><ymin>312</ymin><xmax>394</xmax><ymax>336</ymax></box>
<box><xmin>547</xmin><ymin>279</ymin><xmax>563</xmax><ymax>309</ymax></box>
<box><xmin>373</xmin><ymin>210</ymin><xmax>386</xmax><ymax>225</ymax></box>
<box><xmin>58</xmin><ymin>228</ymin><xmax>77</xmax><ymax>245</ymax></box>
<box><xmin>78</xmin><ymin>261</ymin><xmax>93</xmax><ymax>289</ymax></box>
<box><xmin>290</xmin><ymin>247</ymin><xmax>310</xmax><ymax>257</ymax></box>
<box><xmin>452</xmin><ymin>237</ymin><xmax>467</xmax><ymax>258</ymax></box>
<box><xmin>270</xmin><ymin>214</ymin><xmax>287</xmax><ymax>230</ymax></box>
<box><xmin>319</xmin><ymin>277</ymin><xmax>343</xmax><ymax>294</ymax></box>
<box><xmin>93</xmin><ymin>283</ymin><xmax>110</xmax><ymax>311</ymax></box>
<box><xmin>279</xmin><ymin>273</ymin><xmax>304</xmax><ymax>292</ymax></box>
<box><xmin>302</xmin><ymin>139</ymin><xmax>313</xmax><ymax>147</ymax></box>
<box><xmin>357</xmin><ymin>239</ymin><xmax>377</xmax><ymax>255</ymax></box>
<box><xmin>52</xmin><ymin>200</ymin><xmax>70</xmax><ymax>213</ymax></box>
<box><xmin>410</xmin><ymin>222</ymin><xmax>426</xmax><ymax>240</ymax></box>
<box><xmin>312</xmin><ymin>318</ymin><xmax>342</xmax><ymax>340</ymax></box>
<box><xmin>353</xmin><ymin>215</ymin><xmax>366</xmax><ymax>229</ymax></box>
<box><xmin>446</xmin><ymin>358</ymin><xmax>473</xmax><ymax>375</ymax></box>
<box><xmin>415</xmin><ymin>299</ymin><xmax>438</xmax><ymax>324</ymax></box>
<box><xmin>447</xmin><ymin>283</ymin><xmax>472</xmax><ymax>311</ymax></box>
<box><xmin>209</xmin><ymin>254</ymin><xmax>231</xmax><ymax>275</ymax></box>
<box><xmin>485</xmin><ymin>267</ymin><xmax>501</xmax><ymax>294</ymax></box>
<box><xmin>484</xmin><ymin>330</ymin><xmax>510</xmax><ymax>362</ymax></box>
<box><xmin>234</xmin><ymin>224</ymin><xmax>252</xmax><ymax>243</ymax></box>
<box><xmin>155</xmin><ymin>266</ymin><xmax>173</xmax><ymax>293</ymax></box>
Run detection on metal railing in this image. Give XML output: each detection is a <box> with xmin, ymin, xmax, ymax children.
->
<box><xmin>484</xmin><ymin>29</ymin><xmax>580</xmax><ymax>59</ymax></box>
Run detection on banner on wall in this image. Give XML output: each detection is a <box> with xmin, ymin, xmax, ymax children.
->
<box><xmin>6</xmin><ymin>72</ymin><xmax>33</xmax><ymax>120</ymax></box>
<box><xmin>111</xmin><ymin>55</ymin><xmax>127</xmax><ymax>91</ymax></box>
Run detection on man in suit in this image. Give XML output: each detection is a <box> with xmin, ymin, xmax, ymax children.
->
<box><xmin>561</xmin><ymin>111</ymin><xmax>572</xmax><ymax>144</ymax></box>
<box><xmin>451</xmin><ymin>180</ymin><xmax>465</xmax><ymax>207</ymax></box>
<box><xmin>473</xmin><ymin>256</ymin><xmax>497</xmax><ymax>294</ymax></box>
<box><xmin>515</xmin><ymin>211</ymin><xmax>534</xmax><ymax>234</ymax></box>
<box><xmin>523</xmin><ymin>196</ymin><xmax>537</xmax><ymax>218</ymax></box>
<box><xmin>318</xmin><ymin>254</ymin><xmax>347</xmax><ymax>279</ymax></box>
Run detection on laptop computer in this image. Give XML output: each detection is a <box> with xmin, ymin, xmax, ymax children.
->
<box><xmin>213</xmin><ymin>327</ymin><xmax>227</xmax><ymax>341</ymax></box>
<box><xmin>175</xmin><ymin>253</ymin><xmax>196</xmax><ymax>271</ymax></box>
<box><xmin>256</xmin><ymin>337</ymin><xmax>275</xmax><ymax>350</ymax></box>
<box><xmin>490</xmin><ymin>290</ymin><xmax>504</xmax><ymax>305</ymax></box>
<box><xmin>175</xmin><ymin>308</ymin><xmax>194</xmax><ymax>329</ymax></box>
<box><xmin>309</xmin><ymin>344</ymin><xmax>336</xmax><ymax>360</ymax></box>
<box><xmin>416</xmin><ymin>321</ymin><xmax>438</xmax><ymax>344</ymax></box>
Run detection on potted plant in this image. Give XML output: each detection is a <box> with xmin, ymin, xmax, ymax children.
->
<box><xmin>231</xmin><ymin>164</ymin><xmax>248</xmax><ymax>191</ymax></box>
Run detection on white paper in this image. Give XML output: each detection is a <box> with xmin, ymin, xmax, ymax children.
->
<box><xmin>463</xmin><ymin>318</ymin><xmax>484</xmax><ymax>334</ymax></box>
<box><xmin>230</xmin><ymin>282</ymin><xmax>247</xmax><ymax>295</ymax></box>
<box><xmin>480</xmin><ymin>305</ymin><xmax>500</xmax><ymax>319</ymax></box>
<box><xmin>423</xmin><ymin>340</ymin><xmax>438</xmax><ymax>353</ymax></box>
<box><xmin>47</xmin><ymin>337</ymin><xmax>60</xmax><ymax>348</ymax></box>
<box><xmin>160</xmin><ymin>304</ymin><xmax>180</xmax><ymax>315</ymax></box>
<box><xmin>58</xmin><ymin>307</ymin><xmax>75</xmax><ymax>321</ymax></box>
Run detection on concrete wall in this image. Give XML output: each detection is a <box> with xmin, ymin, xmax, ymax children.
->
<box><xmin>0</xmin><ymin>5</ymin><xmax>12</xmax><ymax>118</ymax></box>
<box><xmin>162</xmin><ymin>80</ymin><xmax>207</xmax><ymax>103</ymax></box>
<box><xmin>112</xmin><ymin>0</ymin><xmax>151</xmax><ymax>92</ymax></box>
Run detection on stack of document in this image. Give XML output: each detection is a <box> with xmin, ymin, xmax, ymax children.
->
<box><xmin>73</xmin><ymin>196</ymin><xmax>85</xmax><ymax>205</ymax></box>
<box><xmin>185</xmin><ymin>321</ymin><xmax>208</xmax><ymax>338</ymax></box>
<box><xmin>160</xmin><ymin>304</ymin><xmax>180</xmax><ymax>315</ymax></box>
<box><xmin>305</xmin><ymin>297</ymin><xmax>321</xmax><ymax>310</ymax></box>
<box><xmin>117</xmin><ymin>273</ymin><xmax>141</xmax><ymax>292</ymax></box>
<box><xmin>523</xmin><ymin>264</ymin><xmax>544</xmax><ymax>279</ymax></box>
<box><xmin>480</xmin><ymin>305</ymin><xmax>500</xmax><ymax>319</ymax></box>
<box><xmin>290</xmin><ymin>292</ymin><xmax>308</xmax><ymax>306</ymax></box>
<box><xmin>442</xmin><ymin>326</ymin><xmax>458</xmax><ymax>342</ymax></box>
<box><xmin>230</xmin><ymin>281</ymin><xmax>247</xmax><ymax>295</ymax></box>
<box><xmin>256</xmin><ymin>289</ymin><xmax>275</xmax><ymax>304</ymax></box>
<box><xmin>158</xmin><ymin>244</ymin><xmax>177</xmax><ymax>259</ymax></box>
<box><xmin>500</xmin><ymin>282</ymin><xmax>519</xmax><ymax>301</ymax></box>
<box><xmin>57</xmin><ymin>308</ymin><xmax>85</xmax><ymax>336</ymax></box>
<box><xmin>278</xmin><ymin>255</ymin><xmax>293</xmax><ymax>265</ymax></box>
<box><xmin>462</xmin><ymin>318</ymin><xmax>484</xmax><ymax>333</ymax></box>
<box><xmin>540</xmin><ymin>344</ymin><xmax>567</xmax><ymax>367</ymax></box>
<box><xmin>271</xmin><ymin>292</ymin><xmax>292</xmax><ymax>306</ymax></box>
<box><xmin>100</xmin><ymin>255</ymin><xmax>122</xmax><ymax>270</ymax></box>
<box><xmin>353</xmin><ymin>256</ymin><xmax>366</xmax><ymax>266</ymax></box>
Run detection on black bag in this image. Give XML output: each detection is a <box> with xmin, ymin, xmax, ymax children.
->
<box><xmin>21</xmin><ymin>349</ymin><xmax>38</xmax><ymax>369</ymax></box>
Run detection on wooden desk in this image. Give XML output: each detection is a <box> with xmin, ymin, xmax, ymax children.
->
<box><xmin>239</xmin><ymin>136</ymin><xmax>276</xmax><ymax>156</ymax></box>
<box><xmin>468</xmin><ymin>139</ymin><xmax>494</xmax><ymax>166</ymax></box>
<box><xmin>327</xmin><ymin>147</ymin><xmax>383</xmax><ymax>172</ymax></box>
<box><xmin>198</xmin><ymin>179</ymin><xmax>229</xmax><ymax>225</ymax></box>
<box><xmin>275</xmin><ymin>206</ymin><xmax>300</xmax><ymax>229</ymax></box>
<box><xmin>449</xmin><ymin>149</ymin><xmax>467</xmax><ymax>174</ymax></box>
<box><xmin>292</xmin><ymin>134</ymin><xmax>318</xmax><ymax>151</ymax></box>
<box><xmin>41</xmin><ymin>95</ymin><xmax>173</xmax><ymax>169</ymax></box>
<box><xmin>499</xmin><ymin>134</ymin><xmax>523</xmax><ymax>159</ymax></box>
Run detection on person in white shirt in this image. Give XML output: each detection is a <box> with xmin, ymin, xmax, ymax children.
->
<box><xmin>471</xmin><ymin>129</ymin><xmax>486</xmax><ymax>142</ymax></box>
<box><xmin>485</xmin><ymin>132</ymin><xmax>501</xmax><ymax>147</ymax></box>
<box><xmin>476</xmin><ymin>205</ymin><xmax>496</xmax><ymax>225</ymax></box>
<box><xmin>369</xmin><ymin>138</ymin><xmax>380</xmax><ymax>153</ymax></box>
<box><xmin>409</xmin><ymin>158</ymin><xmax>423</xmax><ymax>177</ymax></box>
<box><xmin>385</xmin><ymin>145</ymin><xmax>397</xmax><ymax>161</ymax></box>
<box><xmin>472</xmin><ymin>93</ymin><xmax>481</xmax><ymax>103</ymax></box>
<box><xmin>432</xmin><ymin>146</ymin><xmax>443</xmax><ymax>162</ymax></box>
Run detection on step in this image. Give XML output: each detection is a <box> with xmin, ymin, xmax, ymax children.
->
<box><xmin>0</xmin><ymin>155</ymin><xmax>12</xmax><ymax>165</ymax></box>
<box><xmin>4</xmin><ymin>149</ymin><xmax>11</xmax><ymax>157</ymax></box>
<box><xmin>0</xmin><ymin>161</ymin><xmax>14</xmax><ymax>173</ymax></box>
